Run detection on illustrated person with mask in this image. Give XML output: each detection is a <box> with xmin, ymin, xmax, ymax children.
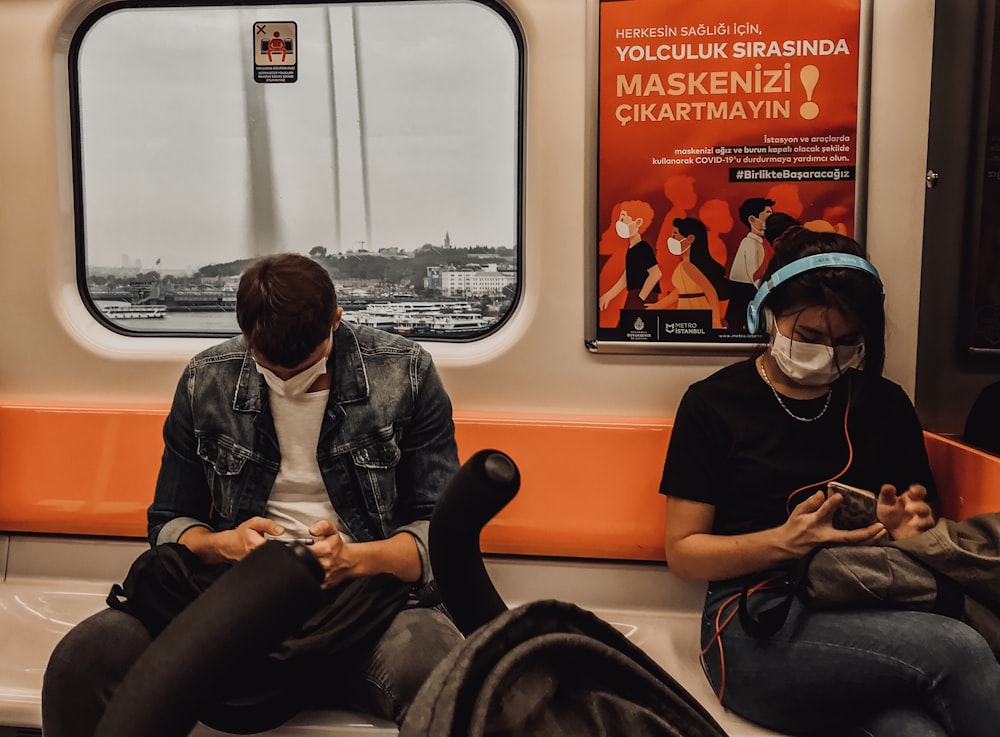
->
<box><xmin>645</xmin><ymin>217</ymin><xmax>726</xmax><ymax>329</ymax></box>
<box><xmin>599</xmin><ymin>200</ymin><xmax>661</xmax><ymax>320</ymax></box>
<box><xmin>42</xmin><ymin>253</ymin><xmax>464</xmax><ymax>736</ymax></box>
<box><xmin>659</xmin><ymin>227</ymin><xmax>1000</xmax><ymax>736</ymax></box>
<box><xmin>726</xmin><ymin>197</ymin><xmax>775</xmax><ymax>331</ymax></box>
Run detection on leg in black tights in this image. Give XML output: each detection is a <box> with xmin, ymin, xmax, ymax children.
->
<box><xmin>42</xmin><ymin>608</ymin><xmax>152</xmax><ymax>737</ymax></box>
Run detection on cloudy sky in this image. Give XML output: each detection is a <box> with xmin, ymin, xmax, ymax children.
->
<box><xmin>77</xmin><ymin>1</ymin><xmax>519</xmax><ymax>271</ymax></box>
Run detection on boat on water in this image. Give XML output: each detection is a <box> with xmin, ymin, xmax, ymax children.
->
<box><xmin>345</xmin><ymin>301</ymin><xmax>496</xmax><ymax>334</ymax></box>
<box><xmin>96</xmin><ymin>300</ymin><xmax>167</xmax><ymax>319</ymax></box>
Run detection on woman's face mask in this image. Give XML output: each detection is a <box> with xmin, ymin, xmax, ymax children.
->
<box><xmin>667</xmin><ymin>233</ymin><xmax>693</xmax><ymax>256</ymax></box>
<box><xmin>767</xmin><ymin>309</ymin><xmax>865</xmax><ymax>386</ymax></box>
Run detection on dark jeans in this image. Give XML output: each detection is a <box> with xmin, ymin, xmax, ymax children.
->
<box><xmin>42</xmin><ymin>604</ymin><xmax>462</xmax><ymax>737</ymax></box>
<box><xmin>701</xmin><ymin>585</ymin><xmax>1000</xmax><ymax>737</ymax></box>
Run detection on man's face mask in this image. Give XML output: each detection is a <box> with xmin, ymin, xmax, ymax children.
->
<box><xmin>766</xmin><ymin>309</ymin><xmax>865</xmax><ymax>386</ymax></box>
<box><xmin>615</xmin><ymin>219</ymin><xmax>632</xmax><ymax>239</ymax></box>
<box><xmin>254</xmin><ymin>336</ymin><xmax>332</xmax><ymax>398</ymax></box>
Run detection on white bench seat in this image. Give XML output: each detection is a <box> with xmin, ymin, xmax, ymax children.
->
<box><xmin>0</xmin><ymin>534</ymin><xmax>782</xmax><ymax>737</ymax></box>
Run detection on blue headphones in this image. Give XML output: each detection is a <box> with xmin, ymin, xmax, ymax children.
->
<box><xmin>746</xmin><ymin>253</ymin><xmax>884</xmax><ymax>334</ymax></box>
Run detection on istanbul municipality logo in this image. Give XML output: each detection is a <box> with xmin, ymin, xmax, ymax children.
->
<box><xmin>626</xmin><ymin>314</ymin><xmax>653</xmax><ymax>341</ymax></box>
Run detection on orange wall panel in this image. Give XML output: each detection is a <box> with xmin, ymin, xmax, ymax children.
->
<box><xmin>2</xmin><ymin>406</ymin><xmax>997</xmax><ymax>561</ymax></box>
<box><xmin>0</xmin><ymin>405</ymin><xmax>673</xmax><ymax>560</ymax></box>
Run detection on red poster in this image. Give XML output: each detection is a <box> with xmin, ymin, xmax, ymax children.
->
<box><xmin>595</xmin><ymin>0</ymin><xmax>865</xmax><ymax>348</ymax></box>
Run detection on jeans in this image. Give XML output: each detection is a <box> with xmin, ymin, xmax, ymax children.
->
<box><xmin>701</xmin><ymin>585</ymin><xmax>1000</xmax><ymax>737</ymax></box>
<box><xmin>42</xmin><ymin>604</ymin><xmax>462</xmax><ymax>737</ymax></box>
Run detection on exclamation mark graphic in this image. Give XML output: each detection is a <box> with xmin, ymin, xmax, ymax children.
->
<box><xmin>800</xmin><ymin>65</ymin><xmax>820</xmax><ymax>120</ymax></box>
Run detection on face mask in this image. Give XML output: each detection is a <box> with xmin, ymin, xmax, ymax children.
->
<box><xmin>768</xmin><ymin>313</ymin><xmax>865</xmax><ymax>386</ymax></box>
<box><xmin>615</xmin><ymin>220</ymin><xmax>632</xmax><ymax>238</ymax></box>
<box><xmin>668</xmin><ymin>236</ymin><xmax>691</xmax><ymax>256</ymax></box>
<box><xmin>255</xmin><ymin>353</ymin><xmax>329</xmax><ymax>398</ymax></box>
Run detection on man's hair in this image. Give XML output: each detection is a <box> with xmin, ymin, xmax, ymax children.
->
<box><xmin>236</xmin><ymin>253</ymin><xmax>338</xmax><ymax>368</ymax></box>
<box><xmin>738</xmin><ymin>197</ymin><xmax>776</xmax><ymax>228</ymax></box>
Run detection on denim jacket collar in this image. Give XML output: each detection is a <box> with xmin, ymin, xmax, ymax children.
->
<box><xmin>232</xmin><ymin>321</ymin><xmax>370</xmax><ymax>413</ymax></box>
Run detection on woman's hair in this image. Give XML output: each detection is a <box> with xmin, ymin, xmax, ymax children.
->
<box><xmin>236</xmin><ymin>253</ymin><xmax>338</xmax><ymax>368</ymax></box>
<box><xmin>674</xmin><ymin>217</ymin><xmax>728</xmax><ymax>299</ymax></box>
<box><xmin>761</xmin><ymin>227</ymin><xmax>886</xmax><ymax>395</ymax></box>
<box><xmin>764</xmin><ymin>212</ymin><xmax>801</xmax><ymax>246</ymax></box>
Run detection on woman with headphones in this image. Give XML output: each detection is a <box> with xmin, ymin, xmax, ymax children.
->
<box><xmin>660</xmin><ymin>227</ymin><xmax>1000</xmax><ymax>736</ymax></box>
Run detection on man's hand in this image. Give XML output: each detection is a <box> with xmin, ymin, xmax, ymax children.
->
<box><xmin>877</xmin><ymin>484</ymin><xmax>935</xmax><ymax>541</ymax></box>
<box><xmin>179</xmin><ymin>516</ymin><xmax>284</xmax><ymax>564</ymax></box>
<box><xmin>308</xmin><ymin>520</ymin><xmax>360</xmax><ymax>589</ymax></box>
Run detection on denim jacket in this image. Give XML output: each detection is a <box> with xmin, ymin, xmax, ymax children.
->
<box><xmin>148</xmin><ymin>321</ymin><xmax>460</xmax><ymax>592</ymax></box>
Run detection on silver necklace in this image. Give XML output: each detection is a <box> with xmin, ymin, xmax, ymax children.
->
<box><xmin>758</xmin><ymin>357</ymin><xmax>832</xmax><ymax>423</ymax></box>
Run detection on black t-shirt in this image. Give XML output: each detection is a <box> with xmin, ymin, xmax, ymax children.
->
<box><xmin>660</xmin><ymin>358</ymin><xmax>936</xmax><ymax>537</ymax></box>
<box><xmin>625</xmin><ymin>240</ymin><xmax>660</xmax><ymax>294</ymax></box>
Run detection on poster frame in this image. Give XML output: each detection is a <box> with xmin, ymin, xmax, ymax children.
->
<box><xmin>584</xmin><ymin>0</ymin><xmax>874</xmax><ymax>356</ymax></box>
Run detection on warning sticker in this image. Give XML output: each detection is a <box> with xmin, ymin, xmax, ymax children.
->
<box><xmin>253</xmin><ymin>22</ymin><xmax>297</xmax><ymax>83</ymax></box>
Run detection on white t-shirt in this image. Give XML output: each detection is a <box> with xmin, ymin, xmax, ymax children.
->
<box><xmin>730</xmin><ymin>231</ymin><xmax>765</xmax><ymax>285</ymax></box>
<box><xmin>265</xmin><ymin>389</ymin><xmax>354</xmax><ymax>541</ymax></box>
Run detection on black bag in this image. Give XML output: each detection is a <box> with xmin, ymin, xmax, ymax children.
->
<box><xmin>107</xmin><ymin>543</ymin><xmax>225</xmax><ymax>636</ymax></box>
<box><xmin>400</xmin><ymin>599</ymin><xmax>729</xmax><ymax>737</ymax></box>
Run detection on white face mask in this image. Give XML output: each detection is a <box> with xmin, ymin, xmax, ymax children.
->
<box><xmin>255</xmin><ymin>352</ymin><xmax>329</xmax><ymax>398</ymax></box>
<box><xmin>667</xmin><ymin>236</ymin><xmax>690</xmax><ymax>256</ymax></box>
<box><xmin>615</xmin><ymin>220</ymin><xmax>632</xmax><ymax>239</ymax></box>
<box><xmin>768</xmin><ymin>312</ymin><xmax>865</xmax><ymax>386</ymax></box>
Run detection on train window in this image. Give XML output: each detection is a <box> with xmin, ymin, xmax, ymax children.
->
<box><xmin>72</xmin><ymin>1</ymin><xmax>522</xmax><ymax>340</ymax></box>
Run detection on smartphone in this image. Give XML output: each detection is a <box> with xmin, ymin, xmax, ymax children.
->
<box><xmin>263</xmin><ymin>533</ymin><xmax>314</xmax><ymax>545</ymax></box>
<box><xmin>827</xmin><ymin>481</ymin><xmax>878</xmax><ymax>530</ymax></box>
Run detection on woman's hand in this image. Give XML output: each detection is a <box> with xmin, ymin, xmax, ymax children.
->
<box><xmin>781</xmin><ymin>490</ymin><xmax>887</xmax><ymax>556</ymax></box>
<box><xmin>877</xmin><ymin>484</ymin><xmax>935</xmax><ymax>540</ymax></box>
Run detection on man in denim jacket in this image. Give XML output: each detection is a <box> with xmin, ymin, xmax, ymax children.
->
<box><xmin>42</xmin><ymin>254</ymin><xmax>463</xmax><ymax>736</ymax></box>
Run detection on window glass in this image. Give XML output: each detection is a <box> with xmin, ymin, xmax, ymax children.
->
<box><xmin>74</xmin><ymin>1</ymin><xmax>521</xmax><ymax>339</ymax></box>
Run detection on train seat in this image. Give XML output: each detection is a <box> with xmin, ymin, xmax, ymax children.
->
<box><xmin>0</xmin><ymin>535</ymin><xmax>781</xmax><ymax>737</ymax></box>
<box><xmin>1</xmin><ymin>405</ymin><xmax>998</xmax><ymax>736</ymax></box>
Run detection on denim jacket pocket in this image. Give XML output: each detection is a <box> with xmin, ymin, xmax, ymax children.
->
<box><xmin>351</xmin><ymin>436</ymin><xmax>402</xmax><ymax>526</ymax></box>
<box><xmin>196</xmin><ymin>434</ymin><xmax>251</xmax><ymax>519</ymax></box>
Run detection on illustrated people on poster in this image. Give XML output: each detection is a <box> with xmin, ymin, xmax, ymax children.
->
<box><xmin>766</xmin><ymin>184</ymin><xmax>804</xmax><ymax>221</ymax></box>
<box><xmin>655</xmin><ymin>175</ymin><xmax>698</xmax><ymax>295</ymax></box>
<box><xmin>803</xmin><ymin>217</ymin><xmax>849</xmax><ymax>235</ymax></box>
<box><xmin>646</xmin><ymin>217</ymin><xmax>726</xmax><ymax>330</ymax></box>
<box><xmin>764</xmin><ymin>212</ymin><xmax>802</xmax><ymax>250</ymax></box>
<box><xmin>598</xmin><ymin>200</ymin><xmax>662</xmax><ymax>326</ymax></box>
<box><xmin>698</xmin><ymin>199</ymin><xmax>735</xmax><ymax>270</ymax></box>
<box><xmin>727</xmin><ymin>197</ymin><xmax>774</xmax><ymax>331</ymax></box>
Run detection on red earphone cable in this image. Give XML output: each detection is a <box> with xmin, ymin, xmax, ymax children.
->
<box><xmin>704</xmin><ymin>377</ymin><xmax>854</xmax><ymax>703</ymax></box>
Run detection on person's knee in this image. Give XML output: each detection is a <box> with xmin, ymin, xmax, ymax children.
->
<box><xmin>366</xmin><ymin>607</ymin><xmax>463</xmax><ymax>721</ymax></box>
<box><xmin>388</xmin><ymin>609</ymin><xmax>461</xmax><ymax>690</ymax></box>
<box><xmin>42</xmin><ymin>608</ymin><xmax>152</xmax><ymax>737</ymax></box>
<box><xmin>931</xmin><ymin>617</ymin><xmax>996</xmax><ymax>667</ymax></box>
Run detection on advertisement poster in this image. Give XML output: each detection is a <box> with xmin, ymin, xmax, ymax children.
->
<box><xmin>595</xmin><ymin>0</ymin><xmax>866</xmax><ymax>349</ymax></box>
